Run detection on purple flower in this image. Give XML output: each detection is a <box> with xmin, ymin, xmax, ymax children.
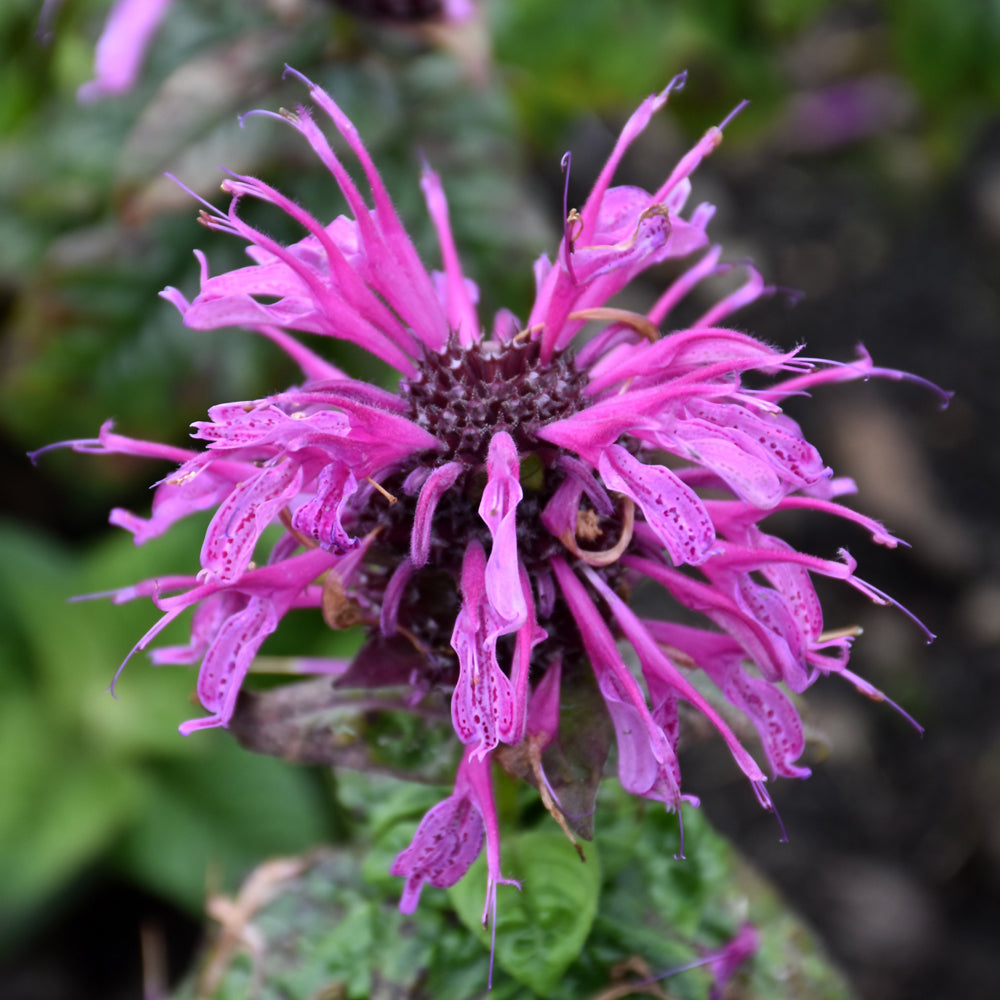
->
<box><xmin>36</xmin><ymin>70</ymin><xmax>946</xmax><ymax>923</ymax></box>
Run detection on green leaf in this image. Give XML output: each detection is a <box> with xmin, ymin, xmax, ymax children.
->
<box><xmin>449</xmin><ymin>830</ymin><xmax>601</xmax><ymax>995</ymax></box>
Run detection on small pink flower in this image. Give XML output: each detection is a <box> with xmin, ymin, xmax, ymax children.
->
<box><xmin>37</xmin><ymin>70</ymin><xmax>946</xmax><ymax>926</ymax></box>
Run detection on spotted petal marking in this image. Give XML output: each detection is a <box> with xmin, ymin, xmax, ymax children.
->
<box><xmin>201</xmin><ymin>461</ymin><xmax>303</xmax><ymax>582</ymax></box>
<box><xmin>390</xmin><ymin>794</ymin><xmax>485</xmax><ymax>914</ymax></box>
<box><xmin>479</xmin><ymin>432</ymin><xmax>526</xmax><ymax>629</ymax></box>
<box><xmin>598</xmin><ymin>444</ymin><xmax>715</xmax><ymax>565</ymax></box>
<box><xmin>180</xmin><ymin>596</ymin><xmax>278</xmax><ymax>735</ymax></box>
<box><xmin>450</xmin><ymin>542</ymin><xmax>516</xmax><ymax>758</ymax></box>
<box><xmin>726</xmin><ymin>668</ymin><xmax>810</xmax><ymax>778</ymax></box>
<box><xmin>291</xmin><ymin>462</ymin><xmax>359</xmax><ymax>552</ymax></box>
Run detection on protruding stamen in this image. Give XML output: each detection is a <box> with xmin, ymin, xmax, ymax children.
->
<box><xmin>818</xmin><ymin>624</ymin><xmax>864</xmax><ymax>643</ymax></box>
<box><xmin>569</xmin><ymin>307</ymin><xmax>660</xmax><ymax>343</ymax></box>
<box><xmin>561</xmin><ymin>152</ymin><xmax>579</xmax><ymax>285</ymax></box>
<box><xmin>366</xmin><ymin>477</ymin><xmax>398</xmax><ymax>504</ymax></box>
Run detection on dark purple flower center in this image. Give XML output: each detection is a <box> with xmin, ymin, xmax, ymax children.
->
<box><xmin>400</xmin><ymin>334</ymin><xmax>588</xmax><ymax>462</ymax></box>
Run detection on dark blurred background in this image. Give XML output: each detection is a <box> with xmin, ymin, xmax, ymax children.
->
<box><xmin>2</xmin><ymin>1</ymin><xmax>998</xmax><ymax>998</ymax></box>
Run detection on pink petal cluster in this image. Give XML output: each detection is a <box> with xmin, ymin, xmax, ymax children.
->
<box><xmin>37</xmin><ymin>70</ymin><xmax>945</xmax><ymax>929</ymax></box>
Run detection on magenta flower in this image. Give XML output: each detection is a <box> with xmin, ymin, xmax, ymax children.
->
<box><xmin>35</xmin><ymin>69</ymin><xmax>945</xmax><ymax>925</ymax></box>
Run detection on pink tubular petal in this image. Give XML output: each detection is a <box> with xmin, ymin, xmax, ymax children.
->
<box><xmin>677</xmin><ymin>398</ymin><xmax>826</xmax><ymax>490</ymax></box>
<box><xmin>597</xmin><ymin>444</ymin><xmax>715</xmax><ymax>566</ymax></box>
<box><xmin>764</xmin><ymin>495</ymin><xmax>903</xmax><ymax>548</ymax></box>
<box><xmin>380</xmin><ymin>558</ymin><xmax>414</xmax><ymax>637</ymax></box>
<box><xmin>761</xmin><ymin>345</ymin><xmax>952</xmax><ymax>408</ymax></box>
<box><xmin>650</xmin><ymin>116</ymin><xmax>727</xmax><ymax>207</ymax></box>
<box><xmin>291</xmin><ymin>463</ymin><xmax>359</xmax><ymax>553</ymax></box>
<box><xmin>390</xmin><ymin>785</ymin><xmax>486</xmax><ymax>914</ymax></box>
<box><xmin>29</xmin><ymin>419</ymin><xmax>195</xmax><ymax>466</ymax></box>
<box><xmin>389</xmin><ymin>747</ymin><xmax>517</xmax><ymax>933</ymax></box>
<box><xmin>578</xmin><ymin>77</ymin><xmax>686</xmax><ymax>236</ymax></box>
<box><xmin>708</xmin><ymin>923</ymin><xmax>759</xmax><ymax>999</ymax></box>
<box><xmin>479</xmin><ymin>432</ymin><xmax>526</xmax><ymax>628</ymax></box>
<box><xmin>109</xmin><ymin>455</ymin><xmax>253</xmax><ymax>545</ymax></box>
<box><xmin>728</xmin><ymin>669</ymin><xmax>811</xmax><ymax>779</ymax></box>
<box><xmin>551</xmin><ymin>557</ymin><xmax>691</xmax><ymax>812</ymax></box>
<box><xmin>583</xmin><ymin>567</ymin><xmax>767</xmax><ymax>790</ymax></box>
<box><xmin>184</xmin><ymin>181</ymin><xmax>420</xmax><ymax>375</ymax></box>
<box><xmin>646</xmin><ymin>618</ymin><xmax>812</xmax><ymax>779</ymax></box>
<box><xmin>421</xmin><ymin>164</ymin><xmax>480</xmax><ymax>346</ymax></box>
<box><xmin>536</xmin><ymin>387</ymin><xmax>665</xmax><ymax>458</ymax></box>
<box><xmin>183</xmin><ymin>596</ymin><xmax>278</xmax><ymax>734</ymax></box>
<box><xmin>77</xmin><ymin>0</ymin><xmax>172</xmax><ymax>102</ymax></box>
<box><xmin>220</xmin><ymin>176</ymin><xmax>419</xmax><ymax>351</ymax></box>
<box><xmin>411</xmin><ymin>461</ymin><xmax>462</xmax><ymax>567</ymax></box>
<box><xmin>540</xmin><ymin>475</ymin><xmax>584</xmax><ymax>542</ymax></box>
<box><xmin>557</xmin><ymin>455</ymin><xmax>615</xmax><ymax>514</ymax></box>
<box><xmin>284</xmin><ymin>73</ymin><xmax>450</xmax><ymax>351</ymax></box>
<box><xmin>835</xmin><ymin>666</ymin><xmax>924</xmax><ymax>733</ymax></box>
<box><xmin>624</xmin><ymin>547</ymin><xmax>810</xmax><ymax>692</ymax></box>
<box><xmin>104</xmin><ymin>542</ymin><xmax>337</xmax><ymax>707</ymax></box>
<box><xmin>304</xmin><ymin>382</ymin><xmax>442</xmax><ymax>464</ymax></box>
<box><xmin>506</xmin><ymin>564</ymin><xmax>546</xmax><ymax>745</ymax></box>
<box><xmin>541</xmin><ymin>344</ymin><xmax>804</xmax><ymax>457</ymax></box>
<box><xmin>527</xmin><ymin>657</ymin><xmax>562</xmax><ymax>745</ymax></box>
<box><xmin>149</xmin><ymin>590</ymin><xmax>242</xmax><ymax>666</ymax></box>
<box><xmin>693</xmin><ymin>262</ymin><xmax>769</xmax><ymax>328</ymax></box>
<box><xmin>459</xmin><ymin>750</ymin><xmax>520</xmax><ymax>932</ymax></box>
<box><xmin>647</xmin><ymin>246</ymin><xmax>725</xmax><ymax>326</ymax></box>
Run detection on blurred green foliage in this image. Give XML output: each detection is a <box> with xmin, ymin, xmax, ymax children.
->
<box><xmin>0</xmin><ymin>517</ymin><xmax>338</xmax><ymax>951</ymax></box>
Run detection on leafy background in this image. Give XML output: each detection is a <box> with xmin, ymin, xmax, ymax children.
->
<box><xmin>2</xmin><ymin>0</ymin><xmax>999</xmax><ymax>997</ymax></box>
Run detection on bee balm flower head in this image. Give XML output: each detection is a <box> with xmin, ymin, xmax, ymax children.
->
<box><xmin>36</xmin><ymin>69</ymin><xmax>946</xmax><ymax>927</ymax></box>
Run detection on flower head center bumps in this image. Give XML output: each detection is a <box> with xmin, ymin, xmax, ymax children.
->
<box><xmin>404</xmin><ymin>333</ymin><xmax>588</xmax><ymax>461</ymax></box>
